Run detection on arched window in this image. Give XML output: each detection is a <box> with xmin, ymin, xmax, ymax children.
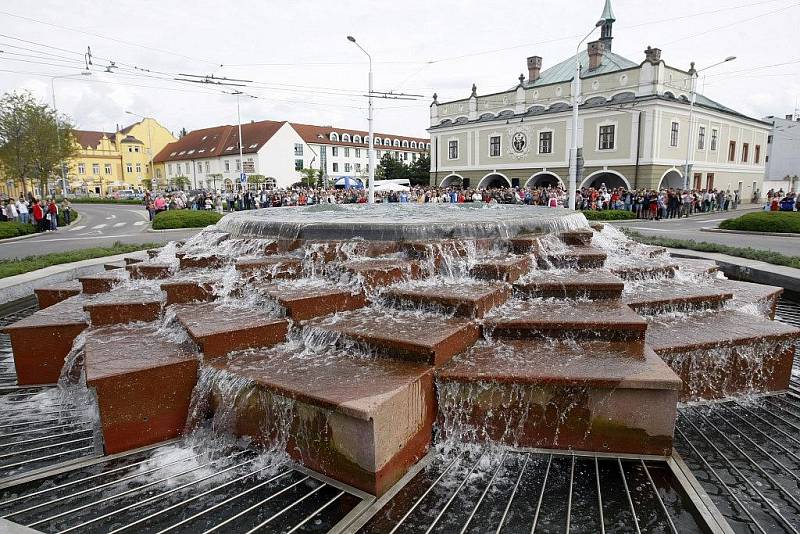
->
<box><xmin>330</xmin><ymin>132</ymin><xmax>339</xmax><ymax>141</ymax></box>
<box><xmin>353</xmin><ymin>134</ymin><xmax>362</xmax><ymax>143</ymax></box>
<box><xmin>402</xmin><ymin>140</ymin><xmax>409</xmax><ymax>148</ymax></box>
<box><xmin>393</xmin><ymin>139</ymin><xmax>401</xmax><ymax>147</ymax></box>
<box><xmin>374</xmin><ymin>137</ymin><xmax>382</xmax><ymax>145</ymax></box>
<box><xmin>342</xmin><ymin>133</ymin><xmax>351</xmax><ymax>142</ymax></box>
<box><xmin>425</xmin><ymin>142</ymin><xmax>431</xmax><ymax>150</ymax></box>
<box><xmin>364</xmin><ymin>136</ymin><xmax>370</xmax><ymax>145</ymax></box>
<box><xmin>410</xmin><ymin>141</ymin><xmax>417</xmax><ymax>148</ymax></box>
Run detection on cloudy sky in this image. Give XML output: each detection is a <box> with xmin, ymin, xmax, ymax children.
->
<box><xmin>1</xmin><ymin>0</ymin><xmax>798</xmax><ymax>139</ymax></box>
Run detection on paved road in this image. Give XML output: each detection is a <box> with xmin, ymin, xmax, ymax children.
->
<box><xmin>614</xmin><ymin>206</ymin><xmax>800</xmax><ymax>256</ymax></box>
<box><xmin>0</xmin><ymin>203</ymin><xmax>198</xmax><ymax>260</ymax></box>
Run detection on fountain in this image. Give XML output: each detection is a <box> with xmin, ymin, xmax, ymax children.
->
<box><xmin>4</xmin><ymin>203</ymin><xmax>798</xmax><ymax>498</ymax></box>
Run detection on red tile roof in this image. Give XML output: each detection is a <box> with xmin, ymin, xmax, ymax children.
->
<box><xmin>290</xmin><ymin>122</ymin><xmax>429</xmax><ymax>150</ymax></box>
<box><xmin>73</xmin><ymin>130</ymin><xmax>114</xmax><ymax>149</ymax></box>
<box><xmin>153</xmin><ymin>120</ymin><xmax>285</xmax><ymax>163</ymax></box>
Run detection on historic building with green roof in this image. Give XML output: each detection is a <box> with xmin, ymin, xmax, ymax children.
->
<box><xmin>428</xmin><ymin>0</ymin><xmax>769</xmax><ymax>200</ymax></box>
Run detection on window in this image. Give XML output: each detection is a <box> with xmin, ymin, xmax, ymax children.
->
<box><xmin>128</xmin><ymin>147</ymin><xmax>133</xmax><ymax>152</ymax></box>
<box><xmin>741</xmin><ymin>143</ymin><xmax>749</xmax><ymax>163</ymax></box>
<box><xmin>377</xmin><ymin>150</ymin><xmax>382</xmax><ymax>158</ymax></box>
<box><xmin>355</xmin><ymin>163</ymin><xmax>361</xmax><ymax>172</ymax></box>
<box><xmin>411</xmin><ymin>141</ymin><xmax>417</xmax><ymax>148</ymax></box>
<box><xmin>344</xmin><ymin>163</ymin><xmax>351</xmax><ymax>172</ymax></box>
<box><xmin>92</xmin><ymin>163</ymin><xmax>100</xmax><ymax>175</ymax></box>
<box><xmin>353</xmin><ymin>135</ymin><xmax>362</xmax><ymax>143</ymax></box>
<box><xmin>754</xmin><ymin>145</ymin><xmax>761</xmax><ymax>164</ymax></box>
<box><xmin>393</xmin><ymin>139</ymin><xmax>400</xmax><ymax>147</ymax></box>
<box><xmin>134</xmin><ymin>146</ymin><xmax>140</xmax><ymax>153</ymax></box>
<box><xmin>78</xmin><ymin>163</ymin><xmax>85</xmax><ymax>175</ymax></box>
<box><xmin>205</xmin><ymin>162</ymin><xmax>210</xmax><ymax>173</ymax></box>
<box><xmin>697</xmin><ymin>127</ymin><xmax>705</xmax><ymax>150</ymax></box>
<box><xmin>670</xmin><ymin>121</ymin><xmax>679</xmax><ymax>147</ymax></box>
<box><xmin>394</xmin><ymin>151</ymin><xmax>399</xmax><ymax>159</ymax></box>
<box><xmin>224</xmin><ymin>160</ymin><xmax>230</xmax><ymax>172</ymax></box>
<box><xmin>332</xmin><ymin>162</ymin><xmax>339</xmax><ymax>172</ymax></box>
<box><xmin>728</xmin><ymin>141</ymin><xmax>736</xmax><ymax>162</ymax></box>
<box><xmin>294</xmin><ymin>159</ymin><xmax>304</xmax><ymax>171</ymax></box>
<box><xmin>448</xmin><ymin>140</ymin><xmax>459</xmax><ymax>159</ymax></box>
<box><xmin>706</xmin><ymin>173</ymin><xmax>715</xmax><ymax>190</ymax></box>
<box><xmin>711</xmin><ymin>129</ymin><xmax>718</xmax><ymax>151</ymax></box>
<box><xmin>136</xmin><ymin>163</ymin><xmax>142</xmax><ymax>173</ymax></box>
<box><xmin>768</xmin><ymin>135</ymin><xmax>773</xmax><ymax>144</ymax></box>
<box><xmin>374</xmin><ymin>137</ymin><xmax>381</xmax><ymax>145</ymax></box>
<box><xmin>196</xmin><ymin>162</ymin><xmax>202</xmax><ymax>173</ymax></box>
<box><xmin>489</xmin><ymin>135</ymin><xmax>501</xmax><ymax>157</ymax></box>
<box><xmin>156</xmin><ymin>169</ymin><xmax>162</xmax><ymax>179</ymax></box>
<box><xmin>342</xmin><ymin>134</ymin><xmax>351</xmax><ymax>142</ymax></box>
<box><xmin>693</xmin><ymin>173</ymin><xmax>702</xmax><ymax>190</ymax></box>
<box><xmin>344</xmin><ymin>148</ymin><xmax>350</xmax><ymax>157</ymax></box>
<box><xmin>332</xmin><ymin>147</ymin><xmax>338</xmax><ymax>157</ymax></box>
<box><xmin>104</xmin><ymin>164</ymin><xmax>112</xmax><ymax>175</ymax></box>
<box><xmin>403</xmin><ymin>152</ymin><xmax>408</xmax><ymax>161</ymax></box>
<box><xmin>330</xmin><ymin>132</ymin><xmax>339</xmax><ymax>141</ymax></box>
<box><xmin>412</xmin><ymin>153</ymin><xmax>417</xmax><ymax>161</ymax></box>
<box><xmin>177</xmin><ymin>163</ymin><xmax>182</xmax><ymax>174</ymax></box>
<box><xmin>294</xmin><ymin>143</ymin><xmax>303</xmax><ymax>156</ymax></box>
<box><xmin>598</xmin><ymin>125</ymin><xmax>615</xmax><ymax>150</ymax></box>
<box><xmin>126</xmin><ymin>163</ymin><xmax>133</xmax><ymax>173</ymax></box>
<box><xmin>539</xmin><ymin>131</ymin><xmax>553</xmax><ymax>154</ymax></box>
<box><xmin>355</xmin><ymin>148</ymin><xmax>361</xmax><ymax>158</ymax></box>
<box><xmin>236</xmin><ymin>159</ymin><xmax>241</xmax><ymax>171</ymax></box>
<box><xmin>168</xmin><ymin>164</ymin><xmax>173</xmax><ymax>175</ymax></box>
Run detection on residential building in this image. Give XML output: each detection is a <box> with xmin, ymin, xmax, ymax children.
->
<box><xmin>763</xmin><ymin>113</ymin><xmax>800</xmax><ymax>193</ymax></box>
<box><xmin>69</xmin><ymin>118</ymin><xmax>176</xmax><ymax>196</ymax></box>
<box><xmin>428</xmin><ymin>0</ymin><xmax>769</xmax><ymax>202</ymax></box>
<box><xmin>153</xmin><ymin>120</ymin><xmax>429</xmax><ymax>190</ymax></box>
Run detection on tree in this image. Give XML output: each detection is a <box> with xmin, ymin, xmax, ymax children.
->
<box><xmin>141</xmin><ymin>178</ymin><xmax>153</xmax><ymax>192</ymax></box>
<box><xmin>408</xmin><ymin>153</ymin><xmax>431</xmax><ymax>186</ymax></box>
<box><xmin>0</xmin><ymin>91</ymin><xmax>76</xmax><ymax>197</ymax></box>
<box><xmin>376</xmin><ymin>153</ymin><xmax>408</xmax><ymax>182</ymax></box>
<box><xmin>299</xmin><ymin>168</ymin><xmax>321</xmax><ymax>187</ymax></box>
<box><xmin>170</xmin><ymin>175</ymin><xmax>190</xmax><ymax>191</ymax></box>
<box><xmin>248</xmin><ymin>174</ymin><xmax>266</xmax><ymax>189</ymax></box>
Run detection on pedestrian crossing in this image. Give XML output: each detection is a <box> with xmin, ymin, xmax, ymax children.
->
<box><xmin>66</xmin><ymin>220</ymin><xmax>150</xmax><ymax>232</ymax></box>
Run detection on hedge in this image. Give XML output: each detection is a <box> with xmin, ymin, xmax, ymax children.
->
<box><xmin>719</xmin><ymin>211</ymin><xmax>800</xmax><ymax>234</ymax></box>
<box><xmin>0</xmin><ymin>242</ymin><xmax>159</xmax><ymax>279</ymax></box>
<box><xmin>580</xmin><ymin>209</ymin><xmax>637</xmax><ymax>221</ymax></box>
<box><xmin>152</xmin><ymin>209</ymin><xmax>222</xmax><ymax>230</ymax></box>
<box><xmin>0</xmin><ymin>222</ymin><xmax>37</xmax><ymax>239</ymax></box>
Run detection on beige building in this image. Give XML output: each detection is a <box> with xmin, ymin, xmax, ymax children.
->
<box><xmin>428</xmin><ymin>0</ymin><xmax>769</xmax><ymax>201</ymax></box>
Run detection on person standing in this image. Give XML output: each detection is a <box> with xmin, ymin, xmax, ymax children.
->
<box><xmin>4</xmin><ymin>200</ymin><xmax>17</xmax><ymax>222</ymax></box>
<box><xmin>32</xmin><ymin>199</ymin><xmax>45</xmax><ymax>232</ymax></box>
<box><xmin>61</xmin><ymin>198</ymin><xmax>72</xmax><ymax>225</ymax></box>
<box><xmin>48</xmin><ymin>199</ymin><xmax>58</xmax><ymax>231</ymax></box>
<box><xmin>16</xmin><ymin>197</ymin><xmax>28</xmax><ymax>224</ymax></box>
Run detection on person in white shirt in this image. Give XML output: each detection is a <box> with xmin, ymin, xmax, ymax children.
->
<box><xmin>4</xmin><ymin>200</ymin><xmax>18</xmax><ymax>221</ymax></box>
<box><xmin>15</xmin><ymin>199</ymin><xmax>28</xmax><ymax>224</ymax></box>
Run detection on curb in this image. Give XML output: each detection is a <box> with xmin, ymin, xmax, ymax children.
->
<box><xmin>146</xmin><ymin>227</ymin><xmax>202</xmax><ymax>233</ymax></box>
<box><xmin>0</xmin><ymin>249</ymin><xmax>149</xmax><ymax>307</ymax></box>
<box><xmin>666</xmin><ymin>248</ymin><xmax>800</xmax><ymax>294</ymax></box>
<box><xmin>699</xmin><ymin>228</ymin><xmax>800</xmax><ymax>238</ymax></box>
<box><xmin>595</xmin><ymin>206</ymin><xmax>762</xmax><ymax>225</ymax></box>
<box><xmin>0</xmin><ymin>212</ymin><xmax>82</xmax><ymax>244</ymax></box>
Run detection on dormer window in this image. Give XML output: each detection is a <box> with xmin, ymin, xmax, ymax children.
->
<box><xmin>393</xmin><ymin>139</ymin><xmax>401</xmax><ymax>147</ymax></box>
<box><xmin>342</xmin><ymin>133</ymin><xmax>351</xmax><ymax>142</ymax></box>
<box><xmin>330</xmin><ymin>132</ymin><xmax>339</xmax><ymax>142</ymax></box>
<box><xmin>353</xmin><ymin>135</ymin><xmax>362</xmax><ymax>143</ymax></box>
<box><xmin>402</xmin><ymin>140</ymin><xmax>409</xmax><ymax>148</ymax></box>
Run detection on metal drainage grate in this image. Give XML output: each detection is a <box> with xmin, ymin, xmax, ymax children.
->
<box><xmin>0</xmin><ymin>438</ymin><xmax>373</xmax><ymax>533</ymax></box>
<box><xmin>349</xmin><ymin>449</ymin><xmax>712</xmax><ymax>533</ymax></box>
<box><xmin>0</xmin><ymin>388</ymin><xmax>101</xmax><ymax>483</ymax></box>
<box><xmin>0</xmin><ymin>297</ymin><xmax>38</xmax><ymax>390</ymax></box>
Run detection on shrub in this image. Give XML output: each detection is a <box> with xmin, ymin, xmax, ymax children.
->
<box><xmin>58</xmin><ymin>208</ymin><xmax>78</xmax><ymax>227</ymax></box>
<box><xmin>152</xmin><ymin>209</ymin><xmax>222</xmax><ymax>230</ymax></box>
<box><xmin>719</xmin><ymin>211</ymin><xmax>800</xmax><ymax>234</ymax></box>
<box><xmin>580</xmin><ymin>209</ymin><xmax>636</xmax><ymax>221</ymax></box>
<box><xmin>0</xmin><ymin>222</ymin><xmax>36</xmax><ymax>239</ymax></box>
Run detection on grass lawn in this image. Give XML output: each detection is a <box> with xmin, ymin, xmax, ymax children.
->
<box><xmin>719</xmin><ymin>211</ymin><xmax>800</xmax><ymax>233</ymax></box>
<box><xmin>623</xmin><ymin>230</ymin><xmax>800</xmax><ymax>269</ymax></box>
<box><xmin>152</xmin><ymin>210</ymin><xmax>222</xmax><ymax>230</ymax></box>
<box><xmin>0</xmin><ymin>242</ymin><xmax>159</xmax><ymax>279</ymax></box>
<box><xmin>0</xmin><ymin>208</ymin><xmax>78</xmax><ymax>240</ymax></box>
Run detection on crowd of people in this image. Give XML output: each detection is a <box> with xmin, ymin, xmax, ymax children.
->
<box><xmin>140</xmin><ymin>182</ymin><xmax>796</xmax><ymax>221</ymax></box>
<box><xmin>0</xmin><ymin>196</ymin><xmax>72</xmax><ymax>231</ymax></box>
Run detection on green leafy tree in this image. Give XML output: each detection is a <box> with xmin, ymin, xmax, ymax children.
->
<box><xmin>248</xmin><ymin>174</ymin><xmax>266</xmax><ymax>189</ymax></box>
<box><xmin>376</xmin><ymin>153</ymin><xmax>408</xmax><ymax>181</ymax></box>
<box><xmin>170</xmin><ymin>175</ymin><xmax>190</xmax><ymax>191</ymax></box>
<box><xmin>141</xmin><ymin>178</ymin><xmax>153</xmax><ymax>192</ymax></box>
<box><xmin>0</xmin><ymin>91</ymin><xmax>76</xmax><ymax>197</ymax></box>
<box><xmin>407</xmin><ymin>153</ymin><xmax>431</xmax><ymax>186</ymax></box>
<box><xmin>299</xmin><ymin>168</ymin><xmax>320</xmax><ymax>187</ymax></box>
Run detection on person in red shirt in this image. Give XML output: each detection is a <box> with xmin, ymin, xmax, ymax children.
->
<box><xmin>31</xmin><ymin>199</ymin><xmax>45</xmax><ymax>232</ymax></box>
<box><xmin>47</xmin><ymin>200</ymin><xmax>58</xmax><ymax>231</ymax></box>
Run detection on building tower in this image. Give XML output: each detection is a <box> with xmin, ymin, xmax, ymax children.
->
<box><xmin>600</xmin><ymin>0</ymin><xmax>616</xmax><ymax>52</ymax></box>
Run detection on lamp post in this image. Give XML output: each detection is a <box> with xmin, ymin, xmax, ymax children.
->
<box><xmin>51</xmin><ymin>69</ymin><xmax>91</xmax><ymax>197</ymax></box>
<box><xmin>231</xmin><ymin>91</ymin><xmax>246</xmax><ymax>192</ymax></box>
<box><xmin>683</xmin><ymin>56</ymin><xmax>736</xmax><ymax>190</ymax></box>
<box><xmin>347</xmin><ymin>35</ymin><xmax>375</xmax><ymax>204</ymax></box>
<box><xmin>568</xmin><ymin>21</ymin><xmax>604</xmax><ymax>210</ymax></box>
<box><xmin>125</xmin><ymin>110</ymin><xmax>155</xmax><ymax>192</ymax></box>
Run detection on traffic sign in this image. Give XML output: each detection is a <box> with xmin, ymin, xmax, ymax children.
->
<box><xmin>239</xmin><ymin>173</ymin><xmax>247</xmax><ymax>183</ymax></box>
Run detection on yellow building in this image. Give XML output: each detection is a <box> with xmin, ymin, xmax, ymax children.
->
<box><xmin>68</xmin><ymin>118</ymin><xmax>176</xmax><ymax>195</ymax></box>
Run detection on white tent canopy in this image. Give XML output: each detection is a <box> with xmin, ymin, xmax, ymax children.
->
<box><xmin>374</xmin><ymin>181</ymin><xmax>410</xmax><ymax>192</ymax></box>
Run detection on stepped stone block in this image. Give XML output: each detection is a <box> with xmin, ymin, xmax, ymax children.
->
<box><xmin>205</xmin><ymin>347</ymin><xmax>435</xmax><ymax>495</ymax></box>
<box><xmin>514</xmin><ymin>270</ymin><xmax>624</xmax><ymax>300</ymax></box>
<box><xmin>544</xmin><ymin>246</ymin><xmax>607</xmax><ymax>269</ymax></box>
<box><xmin>175</xmin><ymin>303</ymin><xmax>288</xmax><ymax>358</ymax></box>
<box><xmin>508</xmin><ymin>234</ymin><xmax>544</xmax><ymax>254</ymax></box>
<box><xmin>344</xmin><ymin>259</ymin><xmax>422</xmax><ymax>289</ymax></box>
<box><xmin>103</xmin><ymin>262</ymin><xmax>124</xmax><ymax>271</ymax></box>
<box><xmin>470</xmin><ymin>256</ymin><xmax>531</xmax><ymax>283</ymax></box>
<box><xmin>79</xmin><ymin>271</ymin><xmax>127</xmax><ymax>294</ymax></box>
<box><xmin>646</xmin><ymin>310</ymin><xmax>799</xmax><ymax>400</ymax></box>
<box><xmin>83</xmin><ymin>289</ymin><xmax>164</xmax><ymax>326</ymax></box>
<box><xmin>437</xmin><ymin>340</ymin><xmax>681</xmax><ymax>456</ymax></box>
<box><xmin>383</xmin><ymin>282</ymin><xmax>510</xmax><ymax>318</ymax></box>
<box><xmin>402</xmin><ymin>239</ymin><xmax>494</xmax><ymax>260</ymax></box>
<box><xmin>721</xmin><ymin>279</ymin><xmax>783</xmax><ymax>319</ymax></box>
<box><xmin>673</xmin><ymin>258</ymin><xmax>719</xmax><ymax>275</ymax></box>
<box><xmin>259</xmin><ymin>284</ymin><xmax>367</xmax><ymax>321</ymax></box>
<box><xmin>127</xmin><ymin>262</ymin><xmax>173</xmax><ymax>280</ymax></box>
<box><xmin>3</xmin><ymin>295</ymin><xmax>91</xmax><ymax>384</ymax></box>
<box><xmin>308</xmin><ymin>308</ymin><xmax>479</xmax><ymax>366</ymax></box>
<box><xmin>609</xmin><ymin>258</ymin><xmax>677</xmax><ymax>280</ymax></box>
<box><xmin>146</xmin><ymin>249</ymin><xmax>161</xmax><ymax>259</ymax></box>
<box><xmin>235</xmin><ymin>256</ymin><xmax>302</xmax><ymax>279</ymax></box>
<box><xmin>558</xmin><ymin>229</ymin><xmax>594</xmax><ymax>246</ymax></box>
<box><xmin>485</xmin><ymin>300</ymin><xmax>647</xmax><ymax>341</ymax></box>
<box><xmin>123</xmin><ymin>256</ymin><xmax>143</xmax><ymax>265</ymax></box>
<box><xmin>623</xmin><ymin>282</ymin><xmax>733</xmax><ymax>314</ymax></box>
<box><xmin>179</xmin><ymin>254</ymin><xmax>223</xmax><ymax>270</ymax></box>
<box><xmin>34</xmin><ymin>280</ymin><xmax>82</xmax><ymax>309</ymax></box>
<box><xmin>85</xmin><ymin>325</ymin><xmax>197</xmax><ymax>454</ymax></box>
<box><xmin>306</xmin><ymin>240</ymin><xmax>401</xmax><ymax>263</ymax></box>
<box><xmin>161</xmin><ymin>279</ymin><xmax>215</xmax><ymax>305</ymax></box>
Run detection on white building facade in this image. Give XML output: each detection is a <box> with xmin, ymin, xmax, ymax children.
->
<box><xmin>763</xmin><ymin>113</ymin><xmax>800</xmax><ymax>193</ymax></box>
<box><xmin>428</xmin><ymin>0</ymin><xmax>770</xmax><ymax>202</ymax></box>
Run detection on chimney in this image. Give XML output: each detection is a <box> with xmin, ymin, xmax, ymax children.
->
<box><xmin>588</xmin><ymin>40</ymin><xmax>605</xmax><ymax>70</ymax></box>
<box><xmin>644</xmin><ymin>46</ymin><xmax>661</xmax><ymax>64</ymax></box>
<box><xmin>527</xmin><ymin>56</ymin><xmax>542</xmax><ymax>83</ymax></box>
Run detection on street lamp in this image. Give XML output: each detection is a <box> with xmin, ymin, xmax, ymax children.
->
<box><xmin>51</xmin><ymin>69</ymin><xmax>91</xmax><ymax>198</ymax></box>
<box><xmin>683</xmin><ymin>56</ymin><xmax>736</xmax><ymax>190</ymax></box>
<box><xmin>125</xmin><ymin>110</ymin><xmax>155</xmax><ymax>192</ymax></box>
<box><xmin>347</xmin><ymin>35</ymin><xmax>375</xmax><ymax>204</ymax></box>
<box><xmin>568</xmin><ymin>20</ymin><xmax>604</xmax><ymax>210</ymax></box>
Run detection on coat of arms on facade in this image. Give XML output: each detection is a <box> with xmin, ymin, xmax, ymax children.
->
<box><xmin>507</xmin><ymin>126</ymin><xmax>531</xmax><ymax>159</ymax></box>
